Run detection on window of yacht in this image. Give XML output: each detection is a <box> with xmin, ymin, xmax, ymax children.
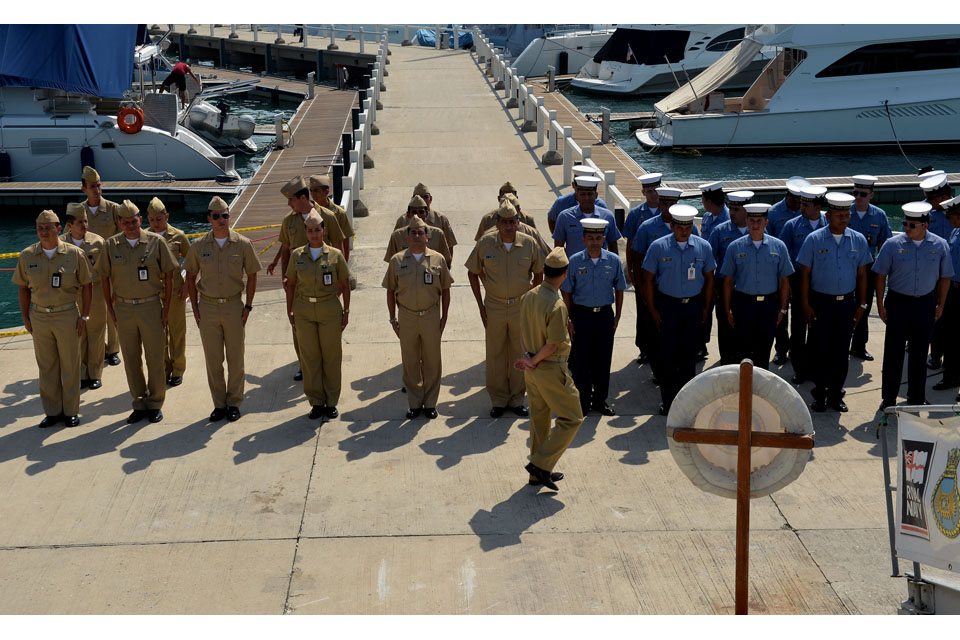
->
<box><xmin>705</xmin><ymin>28</ymin><xmax>746</xmax><ymax>53</ymax></box>
<box><xmin>816</xmin><ymin>38</ymin><xmax>960</xmax><ymax>77</ymax></box>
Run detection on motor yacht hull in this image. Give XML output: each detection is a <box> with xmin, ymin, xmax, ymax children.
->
<box><xmin>510</xmin><ymin>31</ymin><xmax>613</xmax><ymax>78</ymax></box>
<box><xmin>572</xmin><ymin>59</ymin><xmax>767</xmax><ymax>95</ymax></box>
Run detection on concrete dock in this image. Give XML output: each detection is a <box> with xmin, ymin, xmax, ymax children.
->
<box><xmin>0</xmin><ymin>40</ymin><xmax>951</xmax><ymax>614</ymax></box>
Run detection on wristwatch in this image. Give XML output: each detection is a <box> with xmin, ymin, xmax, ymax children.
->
<box><xmin>859</xmin><ymin>303</ymin><xmax>868</xmax><ymax>310</ymax></box>
<box><xmin>244</xmin><ymin>304</ymin><xmax>254</xmax><ymax>311</ymax></box>
<box><xmin>779</xmin><ymin>309</ymin><xmax>787</xmax><ymax>314</ymax></box>
<box><xmin>80</xmin><ymin>315</ymin><xmax>90</xmax><ymax>322</ymax></box>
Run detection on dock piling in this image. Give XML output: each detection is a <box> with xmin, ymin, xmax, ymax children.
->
<box><xmin>327</xmin><ymin>25</ymin><xmax>338</xmax><ymax>50</ymax></box>
<box><xmin>307</xmin><ymin>72</ymin><xmax>315</xmax><ymax>99</ymax></box>
<box><xmin>547</xmin><ymin>65</ymin><xmax>556</xmax><ymax>92</ymax></box>
<box><xmin>600</xmin><ymin>107</ymin><xmax>611</xmax><ymax>144</ymax></box>
<box><xmin>274</xmin><ymin>113</ymin><xmax>285</xmax><ymax>149</ymax></box>
<box><xmin>229</xmin><ymin>24</ymin><xmax>238</xmax><ymax>39</ymax></box>
<box><xmin>274</xmin><ymin>24</ymin><xmax>285</xmax><ymax>45</ymax></box>
<box><xmin>360</xmin><ymin>28</ymin><xmax>365</xmax><ymax>54</ymax></box>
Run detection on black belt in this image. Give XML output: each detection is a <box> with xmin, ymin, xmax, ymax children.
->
<box><xmin>811</xmin><ymin>290</ymin><xmax>855</xmax><ymax>302</ymax></box>
<box><xmin>572</xmin><ymin>303</ymin><xmax>612</xmax><ymax>313</ymax></box>
<box><xmin>888</xmin><ymin>289</ymin><xmax>935</xmax><ymax>300</ymax></box>
<box><xmin>951</xmin><ymin>281</ymin><xmax>960</xmax><ymax>290</ymax></box>
<box><xmin>734</xmin><ymin>291</ymin><xmax>777</xmax><ymax>302</ymax></box>
<box><xmin>657</xmin><ymin>292</ymin><xmax>702</xmax><ymax>304</ymax></box>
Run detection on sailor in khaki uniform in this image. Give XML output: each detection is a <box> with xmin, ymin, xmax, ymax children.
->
<box><xmin>383</xmin><ymin>216</ymin><xmax>453</xmax><ymax>420</ymax></box>
<box><xmin>393</xmin><ymin>182</ymin><xmax>457</xmax><ymax>260</ymax></box>
<box><xmin>285</xmin><ymin>212</ymin><xmax>351</xmax><ymax>420</ymax></box>
<box><xmin>514</xmin><ymin>247</ymin><xmax>583</xmax><ymax>491</ymax></box>
<box><xmin>465</xmin><ymin>201</ymin><xmax>544</xmax><ymax>416</ymax></box>
<box><xmin>79</xmin><ymin>165</ymin><xmax>123</xmax><ymax>366</ymax></box>
<box><xmin>146</xmin><ymin>197</ymin><xmax>190</xmax><ymax>387</ymax></box>
<box><xmin>101</xmin><ymin>200</ymin><xmax>178</xmax><ymax>424</ymax></box>
<box><xmin>14</xmin><ymin>210</ymin><xmax>95</xmax><ymax>428</ymax></box>
<box><xmin>309</xmin><ymin>174</ymin><xmax>354</xmax><ymax>261</ymax></box>
<box><xmin>475</xmin><ymin>193</ymin><xmax>550</xmax><ymax>255</ymax></box>
<box><xmin>475</xmin><ymin>182</ymin><xmax>538</xmax><ymax>236</ymax></box>
<box><xmin>185</xmin><ymin>196</ymin><xmax>261</xmax><ymax>422</ymax></box>
<box><xmin>385</xmin><ymin>195</ymin><xmax>452</xmax><ymax>266</ymax></box>
<box><xmin>61</xmin><ymin>202</ymin><xmax>107</xmax><ymax>390</ymax></box>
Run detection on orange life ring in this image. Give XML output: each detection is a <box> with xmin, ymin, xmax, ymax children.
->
<box><xmin>117</xmin><ymin>107</ymin><xmax>144</xmax><ymax>134</ymax></box>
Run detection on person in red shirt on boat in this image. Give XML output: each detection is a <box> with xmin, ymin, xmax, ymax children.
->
<box><xmin>159</xmin><ymin>61</ymin><xmax>202</xmax><ymax>108</ymax></box>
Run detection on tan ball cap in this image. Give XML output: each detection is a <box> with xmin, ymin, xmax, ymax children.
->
<box><xmin>545</xmin><ymin>247</ymin><xmax>569</xmax><ymax>268</ymax></box>
<box><xmin>36</xmin><ymin>210</ymin><xmax>60</xmax><ymax>224</ymax></box>
<box><xmin>119</xmin><ymin>200</ymin><xmax>140</xmax><ymax>218</ymax></box>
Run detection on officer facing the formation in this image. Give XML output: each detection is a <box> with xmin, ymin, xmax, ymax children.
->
<box><xmin>100</xmin><ymin>200</ymin><xmax>178</xmax><ymax>424</ymax></box>
<box><xmin>642</xmin><ymin>204</ymin><xmax>716</xmax><ymax>416</ymax></box>
<box><xmin>779</xmin><ymin>185</ymin><xmax>827</xmax><ymax>384</ymax></box>
<box><xmin>79</xmin><ymin>165</ymin><xmax>123</xmax><ymax>367</ymax></box>
<box><xmin>393</xmin><ymin>183</ymin><xmax>458</xmax><ymax>260</ymax></box>
<box><xmin>309</xmin><ymin>174</ymin><xmax>354</xmax><ymax>261</ymax></box>
<box><xmin>514</xmin><ymin>247</ymin><xmax>584</xmax><ymax>491</ymax></box>
<box><xmin>797</xmin><ymin>193</ymin><xmax>872</xmax><ymax>412</ymax></box>
<box><xmin>553</xmin><ymin>175</ymin><xmax>621</xmax><ymax>256</ymax></box>
<box><xmin>923</xmin><ymin>171</ymin><xmax>955</xmax><ymax>369</ymax></box>
<box><xmin>847</xmin><ymin>175</ymin><xmax>891</xmax><ymax>361</ymax></box>
<box><xmin>385</xmin><ymin>195</ymin><xmax>453</xmax><ymax>266</ymax></box>
<box><xmin>146</xmin><ymin>197</ymin><xmax>190</xmax><ymax>387</ymax></box>
<box><xmin>560</xmin><ymin>218</ymin><xmax>626</xmax><ymax>416</ymax></box>
<box><xmin>623</xmin><ymin>172</ymin><xmax>662</xmax><ymax>364</ymax></box>
<box><xmin>873</xmin><ymin>201</ymin><xmax>954</xmax><ymax>410</ymax></box>
<box><xmin>61</xmin><ymin>203</ymin><xmax>107</xmax><ymax>390</ymax></box>
<box><xmin>708</xmin><ymin>190</ymin><xmax>753</xmax><ymax>365</ymax></box>
<box><xmin>383</xmin><ymin>216</ymin><xmax>453</xmax><ymax>420</ymax></box>
<box><xmin>699</xmin><ymin>181</ymin><xmax>730</xmax><ymax>239</ymax></box>
<box><xmin>548</xmin><ymin>165</ymin><xmax>609</xmax><ymax>234</ymax></box>
<box><xmin>465</xmin><ymin>201</ymin><xmax>544</xmax><ymax>417</ymax></box>
<box><xmin>284</xmin><ymin>212</ymin><xmax>350</xmax><ymax>420</ymax></box>
<box><xmin>933</xmin><ymin>196</ymin><xmax>960</xmax><ymax>397</ymax></box>
<box><xmin>185</xmin><ymin>196</ymin><xmax>262</xmax><ymax>422</ymax></box>
<box><xmin>769</xmin><ymin>176</ymin><xmax>810</xmax><ymax>365</ymax></box>
<box><xmin>720</xmin><ymin>203</ymin><xmax>793</xmax><ymax>370</ymax></box>
<box><xmin>14</xmin><ymin>210</ymin><xmax>95</xmax><ymax>428</ymax></box>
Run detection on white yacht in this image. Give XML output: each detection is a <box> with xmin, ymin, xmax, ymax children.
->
<box><xmin>509</xmin><ymin>27</ymin><xmax>616</xmax><ymax>78</ymax></box>
<box><xmin>571</xmin><ymin>25</ymin><xmax>769</xmax><ymax>95</ymax></box>
<box><xmin>636</xmin><ymin>24</ymin><xmax>960</xmax><ymax>151</ymax></box>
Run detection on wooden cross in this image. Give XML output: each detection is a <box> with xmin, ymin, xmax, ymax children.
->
<box><xmin>670</xmin><ymin>360</ymin><xmax>814</xmax><ymax>615</ymax></box>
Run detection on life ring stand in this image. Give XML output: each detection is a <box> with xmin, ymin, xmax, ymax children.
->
<box><xmin>117</xmin><ymin>107</ymin><xmax>144</xmax><ymax>134</ymax></box>
<box><xmin>666</xmin><ymin>364</ymin><xmax>814</xmax><ymax>499</ymax></box>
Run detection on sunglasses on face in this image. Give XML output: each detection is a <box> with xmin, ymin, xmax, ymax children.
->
<box><xmin>903</xmin><ymin>221</ymin><xmax>922</xmax><ymax>229</ymax></box>
<box><xmin>211</xmin><ymin>213</ymin><xmax>230</xmax><ymax>220</ymax></box>
<box><xmin>853</xmin><ymin>190</ymin><xmax>871</xmax><ymax>198</ymax></box>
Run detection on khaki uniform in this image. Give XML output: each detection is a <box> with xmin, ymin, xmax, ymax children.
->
<box><xmin>285</xmin><ymin>244</ymin><xmax>350</xmax><ymax>407</ymax></box>
<box><xmin>81</xmin><ymin>197</ymin><xmax>123</xmax><ymax>354</ymax></box>
<box><xmin>465</xmin><ymin>231</ymin><xmax>544</xmax><ymax>407</ymax></box>
<box><xmin>384</xmin><ymin>224</ymin><xmax>452</xmax><ymax>264</ymax></box>
<box><xmin>519</xmin><ymin>282</ymin><xmax>583</xmax><ymax>473</ymax></box>
<box><xmin>382</xmin><ymin>248</ymin><xmax>453</xmax><ymax>409</ymax></box>
<box><xmin>184</xmin><ymin>230</ymin><xmax>262</xmax><ymax>408</ymax></box>
<box><xmin>102</xmin><ymin>230</ymin><xmax>178</xmax><ymax>410</ymax></box>
<box><xmin>479</xmin><ymin>222</ymin><xmax>550</xmax><ymax>256</ymax></box>
<box><xmin>394</xmin><ymin>208</ymin><xmax>457</xmax><ymax>249</ymax></box>
<box><xmin>326</xmin><ymin>199</ymin><xmax>354</xmax><ymax>241</ymax></box>
<box><xmin>60</xmin><ymin>230</ymin><xmax>107</xmax><ymax>380</ymax></box>
<box><xmin>474</xmin><ymin>208</ymin><xmax>537</xmax><ymax>239</ymax></box>
<box><xmin>158</xmin><ymin>224</ymin><xmax>191</xmax><ymax>378</ymax></box>
<box><xmin>13</xmin><ymin>240</ymin><xmax>95</xmax><ymax>416</ymax></box>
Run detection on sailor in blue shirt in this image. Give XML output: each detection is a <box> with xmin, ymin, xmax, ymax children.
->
<box><xmin>641</xmin><ymin>204</ymin><xmax>715</xmax><ymax>416</ymax></box>
<box><xmin>873</xmin><ymin>201</ymin><xmax>954</xmax><ymax>409</ymax></box>
<box><xmin>847</xmin><ymin>175</ymin><xmax>891</xmax><ymax>361</ymax></box>
<box><xmin>623</xmin><ymin>172</ymin><xmax>662</xmax><ymax>364</ymax></box>
<box><xmin>547</xmin><ymin>165</ymin><xmax>608</xmax><ymax>234</ymax></box>
<box><xmin>769</xmin><ymin>177</ymin><xmax>810</xmax><ymax>364</ymax></box>
<box><xmin>921</xmin><ymin>171</ymin><xmax>953</xmax><ymax>240</ymax></box>
<box><xmin>553</xmin><ymin>175</ymin><xmax>620</xmax><ymax>257</ymax></box>
<box><xmin>561</xmin><ymin>218</ymin><xmax>626</xmax><ymax>416</ymax></box>
<box><xmin>797</xmin><ymin>193</ymin><xmax>872</xmax><ymax>412</ymax></box>
<box><xmin>720</xmin><ymin>203</ymin><xmax>793</xmax><ymax>371</ymax></box>
<box><xmin>699</xmin><ymin>181</ymin><xmax>730</xmax><ymax>239</ymax></box>
<box><xmin>779</xmin><ymin>185</ymin><xmax>827</xmax><ymax>385</ymax></box>
<box><xmin>708</xmin><ymin>190</ymin><xmax>753</xmax><ymax>365</ymax></box>
<box><xmin>934</xmin><ymin>196</ymin><xmax>960</xmax><ymax>394</ymax></box>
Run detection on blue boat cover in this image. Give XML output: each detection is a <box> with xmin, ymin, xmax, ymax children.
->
<box><xmin>0</xmin><ymin>24</ymin><xmax>137</xmax><ymax>98</ymax></box>
<box><xmin>415</xmin><ymin>27</ymin><xmax>473</xmax><ymax>49</ymax></box>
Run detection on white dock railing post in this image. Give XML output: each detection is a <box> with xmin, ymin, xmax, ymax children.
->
<box><xmin>435</xmin><ymin>25</ymin><xmax>441</xmax><ymax>49</ymax></box>
<box><xmin>362</xmin><ymin>99</ymin><xmax>372</xmax><ymax>149</ymax></box>
<box><xmin>562</xmin><ymin>126</ymin><xmax>573</xmax><ymax>184</ymax></box>
<box><xmin>604</xmin><ymin>170</ymin><xmax>617</xmax><ymax>205</ymax></box>
<box><xmin>303</xmin><ymin>27</ymin><xmax>309</xmax><ymax>48</ymax></box>
<box><xmin>581</xmin><ymin>146</ymin><xmax>592</xmax><ymax>165</ymax></box>
<box><xmin>547</xmin><ymin>65</ymin><xmax>556</xmax><ymax>92</ymax></box>
<box><xmin>252</xmin><ymin>24</ymin><xmax>258</xmax><ymax>42</ymax></box>
<box><xmin>342</xmin><ymin>175</ymin><xmax>354</xmax><ymax>222</ymax></box>
<box><xmin>345</xmin><ymin>24</ymin><xmax>355</xmax><ymax>40</ymax></box>
<box><xmin>351</xmin><ymin>147</ymin><xmax>363</xmax><ymax>191</ymax></box>
<box><xmin>600</xmin><ymin>106</ymin><xmax>611</xmax><ymax>144</ymax></box>
<box><xmin>229</xmin><ymin>24</ymin><xmax>238</xmax><ymax>39</ymax></box>
<box><xmin>536</xmin><ymin>97</ymin><xmax>546</xmax><ymax>145</ymax></box>
<box><xmin>274</xmin><ymin>113</ymin><xmax>284</xmax><ymax>149</ymax></box>
<box><xmin>209</xmin><ymin>24</ymin><xmax>215</xmax><ymax>36</ymax></box>
<box><xmin>188</xmin><ymin>24</ymin><xmax>197</xmax><ymax>34</ymax></box>
<box><xmin>541</xmin><ymin>110</ymin><xmax>562</xmax><ymax>164</ymax></box>
<box><xmin>359</xmin><ymin>27</ymin><xmax>365</xmax><ymax>53</ymax></box>
<box><xmin>516</xmin><ymin>76</ymin><xmax>526</xmax><ymax>118</ymax></box>
<box><xmin>506</xmin><ymin>68</ymin><xmax>519</xmax><ymax>107</ymax></box>
<box><xmin>275</xmin><ymin>24</ymin><xmax>285</xmax><ymax>44</ymax></box>
<box><xmin>402</xmin><ymin>25</ymin><xmax>412</xmax><ymax>46</ymax></box>
<box><xmin>306</xmin><ymin>71</ymin><xmax>315</xmax><ymax>99</ymax></box>
<box><xmin>328</xmin><ymin>25</ymin><xmax>338</xmax><ymax>50</ymax></box>
<box><xmin>454</xmin><ymin>26</ymin><xmax>459</xmax><ymax>49</ymax></box>
<box><xmin>521</xmin><ymin>84</ymin><xmax>537</xmax><ymax>131</ymax></box>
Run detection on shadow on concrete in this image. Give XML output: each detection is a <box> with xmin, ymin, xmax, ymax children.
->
<box><xmin>605</xmin><ymin>415</ymin><xmax>666</xmax><ymax>466</ymax></box>
<box><xmin>350</xmin><ymin>363</ymin><xmax>403</xmax><ymax>402</ymax></box>
<box><xmin>233</xmin><ymin>414</ymin><xmax>321</xmax><ymax>464</ymax></box>
<box><xmin>338</xmin><ymin>418</ymin><xmax>426</xmax><ymax>462</ymax></box>
<box><xmin>419</xmin><ymin>416</ymin><xmax>514</xmax><ymax>470</ymax></box>
<box><xmin>468</xmin><ymin>485</ymin><xmax>565</xmax><ymax>552</ymax></box>
<box><xmin>847</xmin><ymin>414</ymin><xmax>894</xmax><ymax>459</ymax></box>
<box><xmin>23</xmin><ymin>419</ymin><xmax>153</xmax><ymax>475</ymax></box>
<box><xmin>119</xmin><ymin>418</ymin><xmax>230</xmax><ymax>473</ymax></box>
<box><xmin>568</xmin><ymin>414</ymin><xmax>599</xmax><ymax>448</ymax></box>
<box><xmin>242</xmin><ymin>362</ymin><xmax>307</xmax><ymax>415</ymax></box>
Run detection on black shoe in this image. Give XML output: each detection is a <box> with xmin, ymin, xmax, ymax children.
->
<box><xmin>849</xmin><ymin>349</ymin><xmax>874</xmax><ymax>361</ymax></box>
<box><xmin>636</xmin><ymin>353</ymin><xmax>648</xmax><ymax>365</ymax></box>
<box><xmin>928</xmin><ymin>357</ymin><xmax>943</xmax><ymax>370</ymax></box>
<box><xmin>956</xmin><ymin>393</ymin><xmax>960</xmax><ymax>403</ymax></box>
<box><xmin>80</xmin><ymin>378</ymin><xmax>90</xmax><ymax>389</ymax></box>
<box><xmin>126</xmin><ymin>410</ymin><xmax>147</xmax><ymax>424</ymax></box>
<box><xmin>510</xmin><ymin>405</ymin><xmax>529</xmax><ymax>417</ymax></box>
<box><xmin>490</xmin><ymin>406</ymin><xmax>505</xmax><ymax>418</ymax></box>
<box><xmin>791</xmin><ymin>374</ymin><xmax>805</xmax><ymax>384</ymax></box>
<box><xmin>525</xmin><ymin>462</ymin><xmax>559</xmax><ymax>491</ymax></box>
<box><xmin>64</xmin><ymin>415</ymin><xmax>80</xmax><ymax>427</ymax></box>
<box><xmin>580</xmin><ymin>404</ymin><xmax>591</xmax><ymax>416</ymax></box>
<box><xmin>167</xmin><ymin>375</ymin><xmax>183</xmax><ymax>387</ymax></box>
<box><xmin>308</xmin><ymin>405</ymin><xmax>325</xmax><ymax>420</ymax></box>
<box><xmin>423</xmin><ymin>407</ymin><xmax>438</xmax><ymax>419</ymax></box>
<box><xmin>405</xmin><ymin>408</ymin><xmax>421</xmax><ymax>420</ymax></box>
<box><xmin>529</xmin><ymin>471</ymin><xmax>564</xmax><ymax>486</ymax></box>
<box><xmin>658</xmin><ymin>403</ymin><xmax>668</xmax><ymax>416</ymax></box>
<box><xmin>147</xmin><ymin>409</ymin><xmax>163</xmax><ymax>423</ymax></box>
<box><xmin>105</xmin><ymin>352</ymin><xmax>121</xmax><ymax>366</ymax></box>
<box><xmin>325</xmin><ymin>406</ymin><xmax>339</xmax><ymax>419</ymax></box>
<box><xmin>772</xmin><ymin>353</ymin><xmax>788</xmax><ymax>366</ymax></box>
<box><xmin>209</xmin><ymin>407</ymin><xmax>227</xmax><ymax>421</ymax></box>
<box><xmin>933</xmin><ymin>379</ymin><xmax>960</xmax><ymax>391</ymax></box>
<box><xmin>39</xmin><ymin>414</ymin><xmax>63</xmax><ymax>428</ymax></box>
<box><xmin>226</xmin><ymin>406</ymin><xmax>241</xmax><ymax>422</ymax></box>
<box><xmin>401</xmin><ymin>385</ymin><xmax>406</xmax><ymax>393</ymax></box>
<box><xmin>592</xmin><ymin>402</ymin><xmax>616</xmax><ymax>416</ymax></box>
<box><xmin>651</xmin><ymin>375</ymin><xmax>659</xmax><ymax>386</ymax></box>
<box><xmin>879</xmin><ymin>399</ymin><xmax>894</xmax><ymax>412</ymax></box>
<box><xmin>87</xmin><ymin>379</ymin><xmax>102</xmax><ymax>390</ymax></box>
<box><xmin>696</xmin><ymin>348</ymin><xmax>708</xmax><ymax>361</ymax></box>
<box><xmin>294</xmin><ymin>370</ymin><xmax>303</xmax><ymax>381</ymax></box>
<box><xmin>809</xmin><ymin>399</ymin><xmax>827</xmax><ymax>412</ymax></box>
<box><xmin>827</xmin><ymin>399</ymin><xmax>849</xmax><ymax>413</ymax></box>
<box><xmin>907</xmin><ymin>399</ymin><xmax>930</xmax><ymax>407</ymax></box>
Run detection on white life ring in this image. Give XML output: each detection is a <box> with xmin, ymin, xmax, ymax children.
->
<box><xmin>666</xmin><ymin>364</ymin><xmax>814</xmax><ymax>499</ymax></box>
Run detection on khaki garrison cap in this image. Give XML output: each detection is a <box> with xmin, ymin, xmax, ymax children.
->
<box><xmin>407</xmin><ymin>216</ymin><xmax>427</xmax><ymax>231</ymax></box>
<box><xmin>497</xmin><ymin>202</ymin><xmax>518</xmax><ymax>219</ymax></box>
<box><xmin>81</xmin><ymin>165</ymin><xmax>100</xmax><ymax>183</ymax></box>
<box><xmin>304</xmin><ymin>212</ymin><xmax>324</xmax><ymax>229</ymax></box>
<box><xmin>308</xmin><ymin>174</ymin><xmax>332</xmax><ymax>189</ymax></box>
<box><xmin>413</xmin><ymin>183</ymin><xmax>430</xmax><ymax>197</ymax></box>
<box><xmin>119</xmin><ymin>200</ymin><xmax>140</xmax><ymax>218</ymax></box>
<box><xmin>147</xmin><ymin>197</ymin><xmax>166</xmax><ymax>215</ymax></box>
<box><xmin>503</xmin><ymin>193</ymin><xmax>520</xmax><ymax>207</ymax></box>
<box><xmin>65</xmin><ymin>202</ymin><xmax>86</xmax><ymax>218</ymax></box>
<box><xmin>499</xmin><ymin>181</ymin><xmax>517</xmax><ymax>193</ymax></box>
<box><xmin>408</xmin><ymin>195</ymin><xmax>428</xmax><ymax>209</ymax></box>
<box><xmin>36</xmin><ymin>210</ymin><xmax>60</xmax><ymax>224</ymax></box>
<box><xmin>545</xmin><ymin>247</ymin><xmax>569</xmax><ymax>268</ymax></box>
<box><xmin>280</xmin><ymin>175</ymin><xmax>308</xmax><ymax>197</ymax></box>
<box><xmin>208</xmin><ymin>196</ymin><xmax>229</xmax><ymax>212</ymax></box>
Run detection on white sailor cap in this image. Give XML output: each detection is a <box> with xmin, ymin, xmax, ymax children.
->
<box><xmin>572</xmin><ymin>165</ymin><xmax>597</xmax><ymax>177</ymax></box>
<box><xmin>581</xmin><ymin>218</ymin><xmax>610</xmax><ymax>231</ymax></box>
<box><xmin>852</xmin><ymin>174</ymin><xmax>877</xmax><ymax>188</ymax></box>
<box><xmin>726</xmin><ymin>190</ymin><xmax>754</xmax><ymax>204</ymax></box>
<box><xmin>744</xmin><ymin>203</ymin><xmax>772</xmax><ymax>217</ymax></box>
<box><xmin>942</xmin><ymin>195</ymin><xmax>960</xmax><ymax>211</ymax></box>
<box><xmin>921</xmin><ymin>173</ymin><xmax>949</xmax><ymax>193</ymax></box>
<box><xmin>785</xmin><ymin>177</ymin><xmax>811</xmax><ymax>196</ymax></box>
<box><xmin>902</xmin><ymin>201</ymin><xmax>932</xmax><ymax>220</ymax></box>
<box><xmin>669</xmin><ymin>204</ymin><xmax>698</xmax><ymax>224</ymax></box>
<box><xmin>656</xmin><ymin>186</ymin><xmax>682</xmax><ymax>199</ymax></box>
<box><xmin>699</xmin><ymin>180</ymin><xmax>723</xmax><ymax>193</ymax></box>
<box><xmin>919</xmin><ymin>169</ymin><xmax>946</xmax><ymax>180</ymax></box>
<box><xmin>639</xmin><ymin>172</ymin><xmax>663</xmax><ymax>186</ymax></box>
<box><xmin>825</xmin><ymin>192</ymin><xmax>855</xmax><ymax>209</ymax></box>
<box><xmin>574</xmin><ymin>175</ymin><xmax>602</xmax><ymax>189</ymax></box>
<box><xmin>799</xmin><ymin>185</ymin><xmax>827</xmax><ymax>202</ymax></box>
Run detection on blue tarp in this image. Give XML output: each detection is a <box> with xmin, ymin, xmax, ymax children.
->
<box><xmin>415</xmin><ymin>27</ymin><xmax>473</xmax><ymax>49</ymax></box>
<box><xmin>0</xmin><ymin>24</ymin><xmax>137</xmax><ymax>98</ymax></box>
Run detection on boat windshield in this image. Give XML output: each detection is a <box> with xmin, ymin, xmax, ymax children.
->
<box><xmin>592</xmin><ymin>28</ymin><xmax>689</xmax><ymax>65</ymax></box>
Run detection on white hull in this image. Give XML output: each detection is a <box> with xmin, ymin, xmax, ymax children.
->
<box><xmin>572</xmin><ymin>58</ymin><xmax>767</xmax><ymax>95</ymax></box>
<box><xmin>510</xmin><ymin>31</ymin><xmax>614</xmax><ymax>78</ymax></box>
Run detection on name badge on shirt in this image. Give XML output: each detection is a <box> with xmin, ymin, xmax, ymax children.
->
<box><xmin>423</xmin><ymin>270</ymin><xmax>433</xmax><ymax>285</ymax></box>
<box><xmin>323</xmin><ymin>272</ymin><xmax>333</xmax><ymax>286</ymax></box>
<box><xmin>688</xmin><ymin>264</ymin><xmax>696</xmax><ymax>281</ymax></box>
<box><xmin>51</xmin><ymin>272</ymin><xmax>61</xmax><ymax>288</ymax></box>
<box><xmin>138</xmin><ymin>266</ymin><xmax>149</xmax><ymax>281</ymax></box>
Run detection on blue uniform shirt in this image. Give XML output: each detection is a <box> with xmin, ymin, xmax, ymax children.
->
<box><xmin>768</xmin><ymin>199</ymin><xmax>801</xmax><ymax>238</ymax></box>
<box><xmin>547</xmin><ymin>192</ymin><xmax>608</xmax><ymax>222</ymax></box>
<box><xmin>848</xmin><ymin>203</ymin><xmax>891</xmax><ymax>254</ymax></box>
<box><xmin>700</xmin><ymin>205</ymin><xmax>730</xmax><ymax>240</ymax></box>
<box><xmin>872</xmin><ymin>232</ymin><xmax>954</xmax><ymax>296</ymax></box>
<box><xmin>553</xmin><ymin>205</ymin><xmax>622</xmax><ymax>256</ymax></box>
<box><xmin>719</xmin><ymin>234</ymin><xmax>794</xmax><ymax>295</ymax></box>
<box><xmin>928</xmin><ymin>208</ymin><xmax>951</xmax><ymax>240</ymax></box>
<box><xmin>632</xmin><ymin>214</ymin><xmax>699</xmax><ymax>255</ymax></box>
<box><xmin>623</xmin><ymin>205</ymin><xmax>652</xmax><ymax>246</ymax></box>
<box><xmin>950</xmin><ymin>227</ymin><xmax>960</xmax><ymax>283</ymax></box>
<box><xmin>642</xmin><ymin>234</ymin><xmax>716</xmax><ymax>298</ymax></box>
<box><xmin>780</xmin><ymin>214</ymin><xmax>827</xmax><ymax>266</ymax></box>
<box><xmin>560</xmin><ymin>249</ymin><xmax>627</xmax><ymax>307</ymax></box>
<box><xmin>796</xmin><ymin>227</ymin><xmax>872</xmax><ymax>295</ymax></box>
<box><xmin>708</xmin><ymin>220</ymin><xmax>750</xmax><ymax>280</ymax></box>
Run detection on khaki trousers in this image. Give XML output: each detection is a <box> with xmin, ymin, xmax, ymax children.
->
<box><xmin>198</xmin><ymin>298</ymin><xmax>246</xmax><ymax>408</ymax></box>
<box><xmin>30</xmin><ymin>307</ymin><xmax>81</xmax><ymax>417</ymax></box>
<box><xmin>106</xmin><ymin>305</ymin><xmax>120</xmax><ymax>354</ymax></box>
<box><xmin>398</xmin><ymin>305</ymin><xmax>442</xmax><ymax>409</ymax></box>
<box><xmin>484</xmin><ymin>298</ymin><xmax>525</xmax><ymax>407</ymax></box>
<box><xmin>164</xmin><ymin>288</ymin><xmax>187</xmax><ymax>377</ymax></box>
<box><xmin>79</xmin><ymin>281</ymin><xmax>107</xmax><ymax>380</ymax></box>
<box><xmin>525</xmin><ymin>361</ymin><xmax>583</xmax><ymax>472</ymax></box>
<box><xmin>115</xmin><ymin>299</ymin><xmax>167</xmax><ymax>410</ymax></box>
<box><xmin>294</xmin><ymin>297</ymin><xmax>343</xmax><ymax>406</ymax></box>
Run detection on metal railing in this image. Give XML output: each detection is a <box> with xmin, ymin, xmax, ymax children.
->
<box><xmin>176</xmin><ymin>24</ymin><xmax>464</xmax><ymax>50</ymax></box>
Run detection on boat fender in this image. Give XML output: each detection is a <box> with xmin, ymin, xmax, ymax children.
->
<box><xmin>118</xmin><ymin>107</ymin><xmax>144</xmax><ymax>134</ymax></box>
<box><xmin>666</xmin><ymin>364</ymin><xmax>813</xmax><ymax>499</ymax></box>
<box><xmin>0</xmin><ymin>151</ymin><xmax>11</xmax><ymax>181</ymax></box>
<box><xmin>80</xmin><ymin>146</ymin><xmax>95</xmax><ymax>173</ymax></box>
